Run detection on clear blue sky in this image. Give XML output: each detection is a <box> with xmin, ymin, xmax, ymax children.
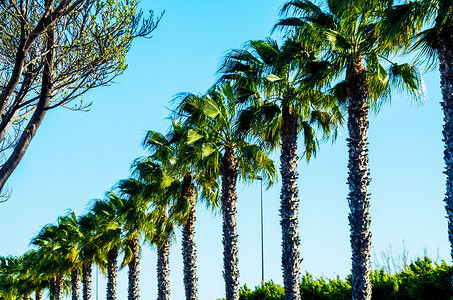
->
<box><xmin>0</xmin><ymin>1</ymin><xmax>448</xmax><ymax>299</ymax></box>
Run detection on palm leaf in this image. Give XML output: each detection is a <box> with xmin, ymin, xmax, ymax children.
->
<box><xmin>388</xmin><ymin>62</ymin><xmax>425</xmax><ymax>103</ymax></box>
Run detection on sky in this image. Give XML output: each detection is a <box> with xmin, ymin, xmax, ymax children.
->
<box><xmin>0</xmin><ymin>1</ymin><xmax>449</xmax><ymax>299</ymax></box>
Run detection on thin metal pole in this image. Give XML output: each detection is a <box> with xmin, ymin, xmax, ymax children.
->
<box><xmin>96</xmin><ymin>266</ymin><xmax>99</xmax><ymax>300</ymax></box>
<box><xmin>256</xmin><ymin>175</ymin><xmax>264</xmax><ymax>284</ymax></box>
<box><xmin>260</xmin><ymin>178</ymin><xmax>264</xmax><ymax>283</ymax></box>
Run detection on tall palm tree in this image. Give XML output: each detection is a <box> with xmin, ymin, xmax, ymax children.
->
<box><xmin>111</xmin><ymin>170</ymin><xmax>172</xmax><ymax>300</ymax></box>
<box><xmin>176</xmin><ymin>82</ymin><xmax>277</xmax><ymax>300</ymax></box>
<box><xmin>220</xmin><ymin>36</ymin><xmax>342</xmax><ymax>300</ymax></box>
<box><xmin>377</xmin><ymin>0</ymin><xmax>453</xmax><ymax>289</ymax></box>
<box><xmin>119</xmin><ymin>152</ymin><xmax>184</xmax><ymax>300</ymax></box>
<box><xmin>142</xmin><ymin>123</ymin><xmax>219</xmax><ymax>300</ymax></box>
<box><xmin>274</xmin><ymin>1</ymin><xmax>425</xmax><ymax>299</ymax></box>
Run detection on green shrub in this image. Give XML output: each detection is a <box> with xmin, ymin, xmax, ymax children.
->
<box><xmin>239</xmin><ymin>281</ymin><xmax>284</xmax><ymax>300</ymax></box>
<box><xmin>235</xmin><ymin>257</ymin><xmax>453</xmax><ymax>299</ymax></box>
<box><xmin>299</xmin><ymin>273</ymin><xmax>350</xmax><ymax>300</ymax></box>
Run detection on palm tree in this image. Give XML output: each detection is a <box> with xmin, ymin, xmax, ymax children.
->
<box><xmin>31</xmin><ymin>223</ymin><xmax>65</xmax><ymax>300</ymax></box>
<box><xmin>377</xmin><ymin>0</ymin><xmax>453</xmax><ymax>289</ymax></box>
<box><xmin>274</xmin><ymin>1</ymin><xmax>425</xmax><ymax>299</ymax></box>
<box><xmin>175</xmin><ymin>82</ymin><xmax>277</xmax><ymax>300</ymax></box>
<box><xmin>220</xmin><ymin>36</ymin><xmax>342</xmax><ymax>299</ymax></box>
<box><xmin>20</xmin><ymin>250</ymin><xmax>50</xmax><ymax>300</ymax></box>
<box><xmin>21</xmin><ymin>250</ymin><xmax>48</xmax><ymax>300</ymax></box>
<box><xmin>77</xmin><ymin>213</ymin><xmax>103</xmax><ymax>300</ymax></box>
<box><xmin>98</xmin><ymin>190</ymin><xmax>142</xmax><ymax>300</ymax></box>
<box><xmin>142</xmin><ymin>123</ymin><xmax>219</xmax><ymax>300</ymax></box>
<box><xmin>119</xmin><ymin>152</ymin><xmax>183</xmax><ymax>300</ymax></box>
<box><xmin>58</xmin><ymin>212</ymin><xmax>83</xmax><ymax>300</ymax></box>
<box><xmin>0</xmin><ymin>255</ymin><xmax>21</xmax><ymax>299</ymax></box>
<box><xmin>80</xmin><ymin>197</ymin><xmax>123</xmax><ymax>300</ymax></box>
<box><xmin>31</xmin><ymin>213</ymin><xmax>82</xmax><ymax>300</ymax></box>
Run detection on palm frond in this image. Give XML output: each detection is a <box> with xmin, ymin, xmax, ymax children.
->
<box><xmin>388</xmin><ymin>62</ymin><xmax>426</xmax><ymax>104</ymax></box>
<box><xmin>377</xmin><ymin>1</ymin><xmax>427</xmax><ymax>52</ymax></box>
<box><xmin>411</xmin><ymin>27</ymin><xmax>439</xmax><ymax>70</ymax></box>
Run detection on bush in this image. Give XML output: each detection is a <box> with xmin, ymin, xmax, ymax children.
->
<box><xmin>234</xmin><ymin>257</ymin><xmax>453</xmax><ymax>299</ymax></box>
<box><xmin>239</xmin><ymin>281</ymin><xmax>284</xmax><ymax>300</ymax></box>
<box><xmin>299</xmin><ymin>273</ymin><xmax>350</xmax><ymax>300</ymax></box>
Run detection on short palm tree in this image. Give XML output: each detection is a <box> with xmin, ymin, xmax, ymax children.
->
<box><xmin>274</xmin><ymin>1</ymin><xmax>425</xmax><ymax>299</ymax></box>
<box><xmin>58</xmin><ymin>211</ymin><xmax>83</xmax><ymax>300</ymax></box>
<box><xmin>0</xmin><ymin>255</ymin><xmax>23</xmax><ymax>299</ymax></box>
<box><xmin>80</xmin><ymin>196</ymin><xmax>123</xmax><ymax>300</ymax></box>
<box><xmin>77</xmin><ymin>213</ymin><xmax>105</xmax><ymax>300</ymax></box>
<box><xmin>220</xmin><ymin>36</ymin><xmax>342</xmax><ymax>299</ymax></box>
<box><xmin>31</xmin><ymin>225</ymin><xmax>62</xmax><ymax>300</ymax></box>
<box><xmin>101</xmin><ymin>189</ymin><xmax>147</xmax><ymax>300</ymax></box>
<box><xmin>21</xmin><ymin>250</ymin><xmax>48</xmax><ymax>300</ymax></box>
<box><xmin>13</xmin><ymin>251</ymin><xmax>49</xmax><ymax>300</ymax></box>
<box><xmin>176</xmin><ymin>82</ymin><xmax>277</xmax><ymax>300</ymax></box>
<box><xmin>32</xmin><ymin>212</ymin><xmax>82</xmax><ymax>300</ymax></box>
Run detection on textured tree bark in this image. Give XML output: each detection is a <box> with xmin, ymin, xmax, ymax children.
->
<box><xmin>128</xmin><ymin>235</ymin><xmax>140</xmax><ymax>300</ymax></box>
<box><xmin>346</xmin><ymin>58</ymin><xmax>372</xmax><ymax>300</ymax></box>
<box><xmin>55</xmin><ymin>276</ymin><xmax>63</xmax><ymax>300</ymax></box>
<box><xmin>279</xmin><ymin>102</ymin><xmax>301</xmax><ymax>300</ymax></box>
<box><xmin>72</xmin><ymin>268</ymin><xmax>80</xmax><ymax>300</ymax></box>
<box><xmin>0</xmin><ymin>66</ymin><xmax>36</xmax><ymax>141</ymax></box>
<box><xmin>0</xmin><ymin>17</ymin><xmax>55</xmax><ymax>191</ymax></box>
<box><xmin>221</xmin><ymin>146</ymin><xmax>239</xmax><ymax>300</ymax></box>
<box><xmin>0</xmin><ymin>0</ymin><xmax>86</xmax><ymax>115</ymax></box>
<box><xmin>107</xmin><ymin>245</ymin><xmax>119</xmax><ymax>300</ymax></box>
<box><xmin>438</xmin><ymin>25</ymin><xmax>453</xmax><ymax>290</ymax></box>
<box><xmin>35</xmin><ymin>290</ymin><xmax>42</xmax><ymax>300</ymax></box>
<box><xmin>157</xmin><ymin>239</ymin><xmax>171</xmax><ymax>300</ymax></box>
<box><xmin>181</xmin><ymin>174</ymin><xmax>198</xmax><ymax>300</ymax></box>
<box><xmin>82</xmin><ymin>263</ymin><xmax>92</xmax><ymax>300</ymax></box>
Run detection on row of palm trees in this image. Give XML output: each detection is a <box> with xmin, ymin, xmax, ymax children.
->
<box><xmin>2</xmin><ymin>0</ymin><xmax>453</xmax><ymax>299</ymax></box>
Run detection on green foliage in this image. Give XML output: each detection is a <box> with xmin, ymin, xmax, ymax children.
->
<box><xmin>371</xmin><ymin>257</ymin><xmax>453</xmax><ymax>300</ymax></box>
<box><xmin>233</xmin><ymin>257</ymin><xmax>453</xmax><ymax>300</ymax></box>
<box><xmin>299</xmin><ymin>273</ymin><xmax>350</xmax><ymax>299</ymax></box>
<box><xmin>239</xmin><ymin>281</ymin><xmax>285</xmax><ymax>300</ymax></box>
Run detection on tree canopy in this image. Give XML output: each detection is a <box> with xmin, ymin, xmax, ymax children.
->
<box><xmin>0</xmin><ymin>0</ymin><xmax>162</xmax><ymax>199</ymax></box>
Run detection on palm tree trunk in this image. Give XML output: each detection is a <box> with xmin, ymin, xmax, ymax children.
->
<box><xmin>82</xmin><ymin>263</ymin><xmax>92</xmax><ymax>300</ymax></box>
<box><xmin>107</xmin><ymin>245</ymin><xmax>119</xmax><ymax>300</ymax></box>
<box><xmin>35</xmin><ymin>290</ymin><xmax>42</xmax><ymax>300</ymax></box>
<box><xmin>72</xmin><ymin>268</ymin><xmax>80</xmax><ymax>300</ymax></box>
<box><xmin>55</xmin><ymin>276</ymin><xmax>63</xmax><ymax>300</ymax></box>
<box><xmin>181</xmin><ymin>174</ymin><xmax>198</xmax><ymax>300</ymax></box>
<box><xmin>346</xmin><ymin>58</ymin><xmax>372</xmax><ymax>300</ymax></box>
<box><xmin>438</xmin><ymin>26</ymin><xmax>453</xmax><ymax>290</ymax></box>
<box><xmin>221</xmin><ymin>146</ymin><xmax>239</xmax><ymax>300</ymax></box>
<box><xmin>127</xmin><ymin>235</ymin><xmax>140</xmax><ymax>300</ymax></box>
<box><xmin>50</xmin><ymin>277</ymin><xmax>56</xmax><ymax>300</ymax></box>
<box><xmin>157</xmin><ymin>239</ymin><xmax>171</xmax><ymax>300</ymax></box>
<box><xmin>280</xmin><ymin>102</ymin><xmax>301</xmax><ymax>300</ymax></box>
